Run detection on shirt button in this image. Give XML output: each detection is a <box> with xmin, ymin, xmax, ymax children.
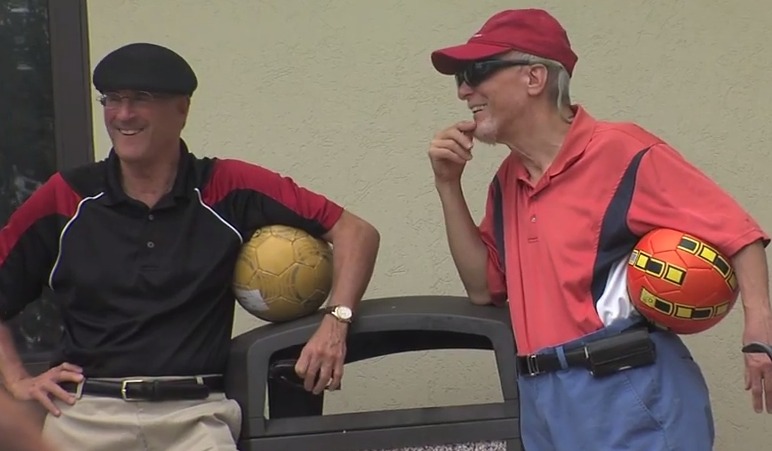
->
<box><xmin>147</xmin><ymin>241</ymin><xmax>155</xmax><ymax>249</ymax></box>
<box><xmin>531</xmin><ymin>215</ymin><xmax>537</xmax><ymax>223</ymax></box>
<box><xmin>148</xmin><ymin>214</ymin><xmax>155</xmax><ymax>221</ymax></box>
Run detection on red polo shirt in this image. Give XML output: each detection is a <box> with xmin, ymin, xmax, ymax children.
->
<box><xmin>479</xmin><ymin>106</ymin><xmax>769</xmax><ymax>355</ymax></box>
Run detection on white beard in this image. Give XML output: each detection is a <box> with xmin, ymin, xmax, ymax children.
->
<box><xmin>473</xmin><ymin>116</ymin><xmax>499</xmax><ymax>145</ymax></box>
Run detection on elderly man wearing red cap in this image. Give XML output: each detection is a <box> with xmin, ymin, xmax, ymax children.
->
<box><xmin>427</xmin><ymin>8</ymin><xmax>772</xmax><ymax>450</ymax></box>
<box><xmin>0</xmin><ymin>43</ymin><xmax>380</xmax><ymax>450</ymax></box>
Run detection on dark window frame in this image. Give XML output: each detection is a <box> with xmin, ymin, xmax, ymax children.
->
<box><xmin>49</xmin><ymin>0</ymin><xmax>94</xmax><ymax>171</ymax></box>
<box><xmin>13</xmin><ymin>0</ymin><xmax>94</xmax><ymax>374</ymax></box>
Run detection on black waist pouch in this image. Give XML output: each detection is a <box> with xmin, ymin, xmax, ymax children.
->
<box><xmin>584</xmin><ymin>327</ymin><xmax>656</xmax><ymax>378</ymax></box>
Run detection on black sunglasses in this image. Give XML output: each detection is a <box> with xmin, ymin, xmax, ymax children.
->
<box><xmin>455</xmin><ymin>59</ymin><xmax>533</xmax><ymax>87</ymax></box>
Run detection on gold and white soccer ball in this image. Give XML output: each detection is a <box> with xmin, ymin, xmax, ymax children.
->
<box><xmin>232</xmin><ymin>224</ymin><xmax>333</xmax><ymax>323</ymax></box>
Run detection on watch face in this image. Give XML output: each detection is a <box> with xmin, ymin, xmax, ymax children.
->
<box><xmin>334</xmin><ymin>306</ymin><xmax>352</xmax><ymax>319</ymax></box>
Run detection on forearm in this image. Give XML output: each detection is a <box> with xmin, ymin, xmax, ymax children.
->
<box><xmin>436</xmin><ymin>182</ymin><xmax>491</xmax><ymax>304</ymax></box>
<box><xmin>0</xmin><ymin>321</ymin><xmax>28</xmax><ymax>387</ymax></box>
<box><xmin>0</xmin><ymin>390</ymin><xmax>54</xmax><ymax>451</ymax></box>
<box><xmin>731</xmin><ymin>240</ymin><xmax>772</xmax><ymax>318</ymax></box>
<box><xmin>326</xmin><ymin>217</ymin><xmax>380</xmax><ymax>312</ymax></box>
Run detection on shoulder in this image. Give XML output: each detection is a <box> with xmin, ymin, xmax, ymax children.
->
<box><xmin>579</xmin><ymin>119</ymin><xmax>677</xmax><ymax>178</ymax></box>
<box><xmin>208</xmin><ymin>157</ymin><xmax>276</xmax><ymax>181</ymax></box>
<box><xmin>589</xmin><ymin>119</ymin><xmax>665</xmax><ymax>155</ymax></box>
<box><xmin>58</xmin><ymin>160</ymin><xmax>108</xmax><ymax>199</ymax></box>
<box><xmin>204</xmin><ymin>157</ymin><xmax>292</xmax><ymax>192</ymax></box>
<box><xmin>201</xmin><ymin>157</ymin><xmax>302</xmax><ymax>205</ymax></box>
<box><xmin>8</xmin><ymin>170</ymin><xmax>84</xmax><ymax>224</ymax></box>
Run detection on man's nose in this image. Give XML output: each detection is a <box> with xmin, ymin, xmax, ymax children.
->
<box><xmin>112</xmin><ymin>101</ymin><xmax>137</xmax><ymax>121</ymax></box>
<box><xmin>457</xmin><ymin>82</ymin><xmax>474</xmax><ymax>100</ymax></box>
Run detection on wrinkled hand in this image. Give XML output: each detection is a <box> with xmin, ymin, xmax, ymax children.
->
<box><xmin>6</xmin><ymin>362</ymin><xmax>83</xmax><ymax>416</ymax></box>
<box><xmin>428</xmin><ymin>121</ymin><xmax>476</xmax><ymax>184</ymax></box>
<box><xmin>294</xmin><ymin>316</ymin><xmax>348</xmax><ymax>395</ymax></box>
<box><xmin>743</xmin><ymin>311</ymin><xmax>772</xmax><ymax>413</ymax></box>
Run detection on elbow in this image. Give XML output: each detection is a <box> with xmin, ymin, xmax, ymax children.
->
<box><xmin>328</xmin><ymin>211</ymin><xmax>380</xmax><ymax>255</ymax></box>
<box><xmin>467</xmin><ymin>290</ymin><xmax>494</xmax><ymax>306</ymax></box>
<box><xmin>354</xmin><ymin>217</ymin><xmax>381</xmax><ymax>256</ymax></box>
<box><xmin>467</xmin><ymin>286</ymin><xmax>508</xmax><ymax>306</ymax></box>
<box><xmin>363</xmin><ymin>220</ymin><xmax>381</xmax><ymax>249</ymax></box>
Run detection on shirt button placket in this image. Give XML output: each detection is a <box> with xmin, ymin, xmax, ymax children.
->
<box><xmin>526</xmin><ymin>195</ymin><xmax>539</xmax><ymax>242</ymax></box>
<box><xmin>146</xmin><ymin>212</ymin><xmax>156</xmax><ymax>249</ymax></box>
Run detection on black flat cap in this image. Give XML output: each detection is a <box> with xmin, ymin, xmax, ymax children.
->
<box><xmin>93</xmin><ymin>43</ymin><xmax>197</xmax><ymax>96</ymax></box>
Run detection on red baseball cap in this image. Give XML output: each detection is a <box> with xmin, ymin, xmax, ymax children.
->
<box><xmin>431</xmin><ymin>9</ymin><xmax>578</xmax><ymax>77</ymax></box>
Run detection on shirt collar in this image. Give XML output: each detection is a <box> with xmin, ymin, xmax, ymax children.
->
<box><xmin>513</xmin><ymin>105</ymin><xmax>597</xmax><ymax>184</ymax></box>
<box><xmin>103</xmin><ymin>139</ymin><xmax>195</xmax><ymax>206</ymax></box>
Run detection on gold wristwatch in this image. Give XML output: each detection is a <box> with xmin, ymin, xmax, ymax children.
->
<box><xmin>323</xmin><ymin>305</ymin><xmax>353</xmax><ymax>323</ymax></box>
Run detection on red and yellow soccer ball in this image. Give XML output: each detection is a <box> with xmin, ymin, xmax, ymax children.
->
<box><xmin>627</xmin><ymin>228</ymin><xmax>739</xmax><ymax>334</ymax></box>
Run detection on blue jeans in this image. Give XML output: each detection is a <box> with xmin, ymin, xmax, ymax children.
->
<box><xmin>517</xmin><ymin>319</ymin><xmax>715</xmax><ymax>451</ymax></box>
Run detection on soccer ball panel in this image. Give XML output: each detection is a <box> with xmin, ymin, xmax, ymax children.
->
<box><xmin>233</xmin><ymin>225</ymin><xmax>333</xmax><ymax>323</ymax></box>
<box><xmin>627</xmin><ymin>228</ymin><xmax>739</xmax><ymax>334</ymax></box>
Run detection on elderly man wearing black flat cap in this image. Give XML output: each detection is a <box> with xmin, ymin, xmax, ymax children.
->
<box><xmin>0</xmin><ymin>42</ymin><xmax>380</xmax><ymax>450</ymax></box>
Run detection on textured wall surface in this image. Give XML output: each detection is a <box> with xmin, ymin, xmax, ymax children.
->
<box><xmin>87</xmin><ymin>1</ymin><xmax>772</xmax><ymax>448</ymax></box>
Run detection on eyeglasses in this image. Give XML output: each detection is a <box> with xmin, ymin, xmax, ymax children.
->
<box><xmin>97</xmin><ymin>91</ymin><xmax>173</xmax><ymax>109</ymax></box>
<box><xmin>455</xmin><ymin>59</ymin><xmax>533</xmax><ymax>88</ymax></box>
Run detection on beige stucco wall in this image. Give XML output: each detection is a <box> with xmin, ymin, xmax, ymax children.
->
<box><xmin>87</xmin><ymin>1</ymin><xmax>772</xmax><ymax>448</ymax></box>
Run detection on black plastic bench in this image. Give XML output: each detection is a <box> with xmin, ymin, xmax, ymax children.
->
<box><xmin>226</xmin><ymin>295</ymin><xmax>524</xmax><ymax>451</ymax></box>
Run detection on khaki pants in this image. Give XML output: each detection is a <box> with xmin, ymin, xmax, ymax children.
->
<box><xmin>42</xmin><ymin>389</ymin><xmax>242</xmax><ymax>451</ymax></box>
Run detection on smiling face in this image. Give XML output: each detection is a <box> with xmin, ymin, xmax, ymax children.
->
<box><xmin>454</xmin><ymin>56</ymin><xmax>551</xmax><ymax>145</ymax></box>
<box><xmin>100</xmin><ymin>90</ymin><xmax>190</xmax><ymax>164</ymax></box>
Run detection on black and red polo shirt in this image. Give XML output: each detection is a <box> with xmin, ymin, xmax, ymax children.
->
<box><xmin>0</xmin><ymin>140</ymin><xmax>343</xmax><ymax>378</ymax></box>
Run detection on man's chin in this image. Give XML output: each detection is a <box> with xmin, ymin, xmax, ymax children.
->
<box><xmin>473</xmin><ymin>128</ymin><xmax>498</xmax><ymax>145</ymax></box>
<box><xmin>113</xmin><ymin>146</ymin><xmax>151</xmax><ymax>163</ymax></box>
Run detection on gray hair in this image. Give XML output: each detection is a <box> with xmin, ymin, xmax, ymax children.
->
<box><xmin>503</xmin><ymin>51</ymin><xmax>573</xmax><ymax>122</ymax></box>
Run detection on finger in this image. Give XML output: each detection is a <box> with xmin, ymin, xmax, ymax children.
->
<box><xmin>765</xmin><ymin>369</ymin><xmax>772</xmax><ymax>413</ymax></box>
<box><xmin>328</xmin><ymin>359</ymin><xmax>344</xmax><ymax>391</ymax></box>
<box><xmin>435</xmin><ymin>138</ymin><xmax>473</xmax><ymax>160</ymax></box>
<box><xmin>56</xmin><ymin>371</ymin><xmax>84</xmax><ymax>384</ymax></box>
<box><xmin>430</xmin><ymin>145</ymin><xmax>469</xmax><ymax>165</ymax></box>
<box><xmin>313</xmin><ymin>363</ymin><xmax>332</xmax><ymax>395</ymax></box>
<box><xmin>745</xmin><ymin>365</ymin><xmax>751</xmax><ymax>390</ymax></box>
<box><xmin>303</xmin><ymin>359</ymin><xmax>321</xmax><ymax>393</ymax></box>
<box><xmin>443</xmin><ymin>128</ymin><xmax>474</xmax><ymax>150</ymax></box>
<box><xmin>455</xmin><ymin>120</ymin><xmax>477</xmax><ymax>132</ymax></box>
<box><xmin>59</xmin><ymin>362</ymin><xmax>83</xmax><ymax>373</ymax></box>
<box><xmin>766</xmin><ymin>380</ymin><xmax>772</xmax><ymax>414</ymax></box>
<box><xmin>44</xmin><ymin>381</ymin><xmax>77</xmax><ymax>405</ymax></box>
<box><xmin>294</xmin><ymin>355</ymin><xmax>309</xmax><ymax>378</ymax></box>
<box><xmin>750</xmin><ymin>374</ymin><xmax>764</xmax><ymax>413</ymax></box>
<box><xmin>32</xmin><ymin>390</ymin><xmax>60</xmax><ymax>417</ymax></box>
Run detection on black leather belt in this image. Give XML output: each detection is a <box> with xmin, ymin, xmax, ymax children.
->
<box><xmin>61</xmin><ymin>375</ymin><xmax>224</xmax><ymax>401</ymax></box>
<box><xmin>517</xmin><ymin>325</ymin><xmax>660</xmax><ymax>377</ymax></box>
<box><xmin>516</xmin><ymin>347</ymin><xmax>589</xmax><ymax>377</ymax></box>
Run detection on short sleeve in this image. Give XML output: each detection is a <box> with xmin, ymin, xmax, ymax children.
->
<box><xmin>0</xmin><ymin>175</ymin><xmax>66</xmax><ymax>320</ymax></box>
<box><xmin>628</xmin><ymin>144</ymin><xmax>769</xmax><ymax>257</ymax></box>
<box><xmin>203</xmin><ymin>159</ymin><xmax>345</xmax><ymax>238</ymax></box>
<box><xmin>479</xmin><ymin>179</ymin><xmax>508</xmax><ymax>305</ymax></box>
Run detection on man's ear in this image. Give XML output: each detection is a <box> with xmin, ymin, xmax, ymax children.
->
<box><xmin>177</xmin><ymin>96</ymin><xmax>191</xmax><ymax>115</ymax></box>
<box><xmin>525</xmin><ymin>64</ymin><xmax>550</xmax><ymax>97</ymax></box>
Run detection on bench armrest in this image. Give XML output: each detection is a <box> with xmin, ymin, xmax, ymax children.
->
<box><xmin>226</xmin><ymin>295</ymin><xmax>519</xmax><ymax>442</ymax></box>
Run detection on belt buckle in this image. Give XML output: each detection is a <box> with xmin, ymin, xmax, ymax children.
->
<box><xmin>525</xmin><ymin>354</ymin><xmax>540</xmax><ymax>376</ymax></box>
<box><xmin>121</xmin><ymin>379</ymin><xmax>145</xmax><ymax>401</ymax></box>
